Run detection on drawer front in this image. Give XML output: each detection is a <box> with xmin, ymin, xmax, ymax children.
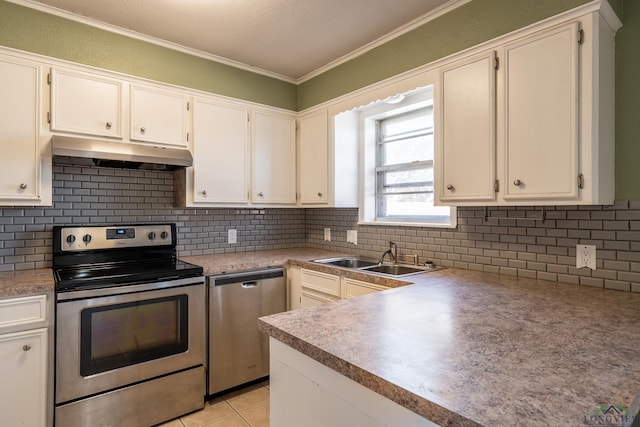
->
<box><xmin>0</xmin><ymin>294</ymin><xmax>47</xmax><ymax>331</ymax></box>
<box><xmin>301</xmin><ymin>269</ymin><xmax>340</xmax><ymax>297</ymax></box>
<box><xmin>344</xmin><ymin>279</ymin><xmax>388</xmax><ymax>299</ymax></box>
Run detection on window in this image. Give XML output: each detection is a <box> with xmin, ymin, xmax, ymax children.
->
<box><xmin>359</xmin><ymin>86</ymin><xmax>455</xmax><ymax>227</ymax></box>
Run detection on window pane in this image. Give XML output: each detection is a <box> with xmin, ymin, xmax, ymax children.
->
<box><xmin>380</xmin><ymin>193</ymin><xmax>450</xmax><ymax>218</ymax></box>
<box><xmin>382</xmin><ymin>168</ymin><xmax>433</xmax><ymax>189</ymax></box>
<box><xmin>381</xmin><ymin>134</ymin><xmax>433</xmax><ymax>165</ymax></box>
<box><xmin>380</xmin><ymin>108</ymin><xmax>433</xmax><ymax>139</ymax></box>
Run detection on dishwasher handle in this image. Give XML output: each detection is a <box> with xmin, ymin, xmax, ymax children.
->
<box><xmin>241</xmin><ymin>281</ymin><xmax>258</xmax><ymax>288</ymax></box>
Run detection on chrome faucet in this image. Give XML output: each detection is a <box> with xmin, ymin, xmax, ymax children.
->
<box><xmin>378</xmin><ymin>241</ymin><xmax>397</xmax><ymax>265</ymax></box>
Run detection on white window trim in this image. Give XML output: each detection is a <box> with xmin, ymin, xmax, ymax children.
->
<box><xmin>358</xmin><ymin>86</ymin><xmax>457</xmax><ymax>228</ymax></box>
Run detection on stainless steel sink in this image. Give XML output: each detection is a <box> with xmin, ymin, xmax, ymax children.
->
<box><xmin>313</xmin><ymin>257</ymin><xmax>378</xmax><ymax>269</ymax></box>
<box><xmin>361</xmin><ymin>264</ymin><xmax>426</xmax><ymax>276</ymax></box>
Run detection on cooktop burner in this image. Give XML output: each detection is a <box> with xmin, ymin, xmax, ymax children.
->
<box><xmin>52</xmin><ymin>224</ymin><xmax>203</xmax><ymax>292</ymax></box>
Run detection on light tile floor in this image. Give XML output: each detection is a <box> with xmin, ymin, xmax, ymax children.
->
<box><xmin>159</xmin><ymin>381</ymin><xmax>270</xmax><ymax>427</ymax></box>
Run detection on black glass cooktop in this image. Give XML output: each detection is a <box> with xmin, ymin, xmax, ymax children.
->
<box><xmin>54</xmin><ymin>259</ymin><xmax>203</xmax><ymax>291</ymax></box>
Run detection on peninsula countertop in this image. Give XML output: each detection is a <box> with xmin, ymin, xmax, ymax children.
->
<box><xmin>259</xmin><ymin>267</ymin><xmax>640</xmax><ymax>427</ymax></box>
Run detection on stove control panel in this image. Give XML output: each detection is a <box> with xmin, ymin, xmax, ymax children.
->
<box><xmin>57</xmin><ymin>224</ymin><xmax>174</xmax><ymax>252</ymax></box>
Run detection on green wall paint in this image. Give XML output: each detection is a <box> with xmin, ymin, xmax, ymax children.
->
<box><xmin>615</xmin><ymin>0</ymin><xmax>640</xmax><ymax>199</ymax></box>
<box><xmin>0</xmin><ymin>0</ymin><xmax>297</xmax><ymax>110</ymax></box>
<box><xmin>297</xmin><ymin>0</ymin><xmax>592</xmax><ymax>109</ymax></box>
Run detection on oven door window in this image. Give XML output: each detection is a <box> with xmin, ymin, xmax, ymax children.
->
<box><xmin>80</xmin><ymin>295</ymin><xmax>189</xmax><ymax>376</ymax></box>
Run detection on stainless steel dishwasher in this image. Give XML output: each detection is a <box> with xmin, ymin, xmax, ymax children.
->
<box><xmin>208</xmin><ymin>267</ymin><xmax>286</xmax><ymax>395</ymax></box>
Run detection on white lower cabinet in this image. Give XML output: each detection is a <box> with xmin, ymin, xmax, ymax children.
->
<box><xmin>290</xmin><ymin>267</ymin><xmax>389</xmax><ymax>309</ymax></box>
<box><xmin>0</xmin><ymin>294</ymin><xmax>50</xmax><ymax>427</ymax></box>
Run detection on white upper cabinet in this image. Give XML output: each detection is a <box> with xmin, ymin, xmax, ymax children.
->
<box><xmin>191</xmin><ymin>97</ymin><xmax>249</xmax><ymax>204</ymax></box>
<box><xmin>251</xmin><ymin>109</ymin><xmax>297</xmax><ymax>204</ymax></box>
<box><xmin>50</xmin><ymin>68</ymin><xmax>123</xmax><ymax>138</ymax></box>
<box><xmin>438</xmin><ymin>51</ymin><xmax>497</xmax><ymax>203</ymax></box>
<box><xmin>0</xmin><ymin>55</ymin><xmax>51</xmax><ymax>206</ymax></box>
<box><xmin>130</xmin><ymin>85</ymin><xmax>189</xmax><ymax>146</ymax></box>
<box><xmin>298</xmin><ymin>110</ymin><xmax>328</xmax><ymax>204</ymax></box>
<box><xmin>436</xmin><ymin>8</ymin><xmax>619</xmax><ymax>206</ymax></box>
<box><xmin>502</xmin><ymin>23</ymin><xmax>579</xmax><ymax>201</ymax></box>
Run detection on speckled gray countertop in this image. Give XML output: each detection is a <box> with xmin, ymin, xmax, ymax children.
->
<box><xmin>0</xmin><ymin>269</ymin><xmax>54</xmax><ymax>298</ymax></box>
<box><xmin>259</xmin><ymin>267</ymin><xmax>640</xmax><ymax>427</ymax></box>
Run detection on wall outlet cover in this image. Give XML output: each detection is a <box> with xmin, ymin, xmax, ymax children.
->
<box><xmin>324</xmin><ymin>227</ymin><xmax>331</xmax><ymax>241</ymax></box>
<box><xmin>228</xmin><ymin>229</ymin><xmax>237</xmax><ymax>244</ymax></box>
<box><xmin>576</xmin><ymin>244</ymin><xmax>596</xmax><ymax>270</ymax></box>
<box><xmin>347</xmin><ymin>230</ymin><xmax>357</xmax><ymax>245</ymax></box>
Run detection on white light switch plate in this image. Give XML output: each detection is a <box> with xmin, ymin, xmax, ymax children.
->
<box><xmin>228</xmin><ymin>229</ymin><xmax>237</xmax><ymax>244</ymax></box>
<box><xmin>324</xmin><ymin>228</ymin><xmax>331</xmax><ymax>241</ymax></box>
<box><xmin>347</xmin><ymin>230</ymin><xmax>357</xmax><ymax>245</ymax></box>
<box><xmin>576</xmin><ymin>244</ymin><xmax>596</xmax><ymax>270</ymax></box>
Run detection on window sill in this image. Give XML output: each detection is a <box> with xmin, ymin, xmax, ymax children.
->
<box><xmin>357</xmin><ymin>220</ymin><xmax>457</xmax><ymax>229</ymax></box>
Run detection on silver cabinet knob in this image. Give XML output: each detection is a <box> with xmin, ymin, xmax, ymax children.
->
<box><xmin>106</xmin><ymin>121</ymin><xmax>112</xmax><ymax>129</ymax></box>
<box><xmin>202</xmin><ymin>190</ymin><xmax>207</xmax><ymax>196</ymax></box>
<box><xmin>446</xmin><ymin>184</ymin><xmax>454</xmax><ymax>191</ymax></box>
<box><xmin>19</xmin><ymin>183</ymin><xmax>28</xmax><ymax>190</ymax></box>
<box><xmin>317</xmin><ymin>192</ymin><xmax>323</xmax><ymax>197</ymax></box>
<box><xmin>22</xmin><ymin>344</ymin><xmax>31</xmax><ymax>351</ymax></box>
<box><xmin>140</xmin><ymin>127</ymin><xmax>146</xmax><ymax>134</ymax></box>
<box><xmin>257</xmin><ymin>192</ymin><xmax>264</xmax><ymax>198</ymax></box>
<box><xmin>514</xmin><ymin>179</ymin><xmax>522</xmax><ymax>186</ymax></box>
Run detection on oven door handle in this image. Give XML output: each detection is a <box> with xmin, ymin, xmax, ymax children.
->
<box><xmin>241</xmin><ymin>281</ymin><xmax>258</xmax><ymax>288</ymax></box>
<box><xmin>56</xmin><ymin>276</ymin><xmax>204</xmax><ymax>301</ymax></box>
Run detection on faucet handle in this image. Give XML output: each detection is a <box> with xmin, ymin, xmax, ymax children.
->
<box><xmin>389</xmin><ymin>241</ymin><xmax>398</xmax><ymax>260</ymax></box>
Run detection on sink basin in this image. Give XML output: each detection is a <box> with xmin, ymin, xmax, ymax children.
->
<box><xmin>361</xmin><ymin>264</ymin><xmax>426</xmax><ymax>276</ymax></box>
<box><xmin>313</xmin><ymin>257</ymin><xmax>378</xmax><ymax>269</ymax></box>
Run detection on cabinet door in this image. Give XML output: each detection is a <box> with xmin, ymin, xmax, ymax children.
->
<box><xmin>0</xmin><ymin>56</ymin><xmax>41</xmax><ymax>202</ymax></box>
<box><xmin>0</xmin><ymin>328</ymin><xmax>47</xmax><ymax>427</ymax></box>
<box><xmin>50</xmin><ymin>68</ymin><xmax>123</xmax><ymax>138</ymax></box>
<box><xmin>131</xmin><ymin>85</ymin><xmax>189</xmax><ymax>146</ymax></box>
<box><xmin>192</xmin><ymin>98</ymin><xmax>249</xmax><ymax>204</ymax></box>
<box><xmin>299</xmin><ymin>110</ymin><xmax>328</xmax><ymax>204</ymax></box>
<box><xmin>438</xmin><ymin>51</ymin><xmax>497</xmax><ymax>203</ymax></box>
<box><xmin>502</xmin><ymin>23</ymin><xmax>579</xmax><ymax>201</ymax></box>
<box><xmin>251</xmin><ymin>109</ymin><xmax>296</xmax><ymax>204</ymax></box>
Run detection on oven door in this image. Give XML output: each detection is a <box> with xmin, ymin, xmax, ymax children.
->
<box><xmin>55</xmin><ymin>277</ymin><xmax>205</xmax><ymax>404</ymax></box>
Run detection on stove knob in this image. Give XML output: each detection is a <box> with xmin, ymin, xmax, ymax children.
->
<box><xmin>66</xmin><ymin>235</ymin><xmax>76</xmax><ymax>244</ymax></box>
<box><xmin>148</xmin><ymin>231</ymin><xmax>156</xmax><ymax>240</ymax></box>
<box><xmin>82</xmin><ymin>234</ymin><xmax>92</xmax><ymax>244</ymax></box>
<box><xmin>160</xmin><ymin>231</ymin><xmax>169</xmax><ymax>240</ymax></box>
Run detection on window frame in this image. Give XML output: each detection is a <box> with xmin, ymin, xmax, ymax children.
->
<box><xmin>358</xmin><ymin>87</ymin><xmax>456</xmax><ymax>228</ymax></box>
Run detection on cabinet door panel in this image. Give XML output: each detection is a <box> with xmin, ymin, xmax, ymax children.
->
<box><xmin>0</xmin><ymin>328</ymin><xmax>47</xmax><ymax>427</ymax></box>
<box><xmin>131</xmin><ymin>86</ymin><xmax>188</xmax><ymax>146</ymax></box>
<box><xmin>439</xmin><ymin>51</ymin><xmax>496</xmax><ymax>203</ymax></box>
<box><xmin>299</xmin><ymin>111</ymin><xmax>328</xmax><ymax>204</ymax></box>
<box><xmin>51</xmin><ymin>68</ymin><xmax>122</xmax><ymax>137</ymax></box>
<box><xmin>251</xmin><ymin>110</ymin><xmax>296</xmax><ymax>204</ymax></box>
<box><xmin>0</xmin><ymin>56</ymin><xmax>40</xmax><ymax>201</ymax></box>
<box><xmin>192</xmin><ymin>99</ymin><xmax>249</xmax><ymax>203</ymax></box>
<box><xmin>503</xmin><ymin>23</ymin><xmax>579</xmax><ymax>200</ymax></box>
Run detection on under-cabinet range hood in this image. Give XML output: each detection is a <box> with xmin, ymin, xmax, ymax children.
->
<box><xmin>51</xmin><ymin>135</ymin><xmax>193</xmax><ymax>170</ymax></box>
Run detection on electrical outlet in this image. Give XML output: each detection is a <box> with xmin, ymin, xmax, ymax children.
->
<box><xmin>324</xmin><ymin>228</ymin><xmax>331</xmax><ymax>241</ymax></box>
<box><xmin>576</xmin><ymin>244</ymin><xmax>596</xmax><ymax>270</ymax></box>
<box><xmin>347</xmin><ymin>230</ymin><xmax>358</xmax><ymax>245</ymax></box>
<box><xmin>228</xmin><ymin>229</ymin><xmax>237</xmax><ymax>244</ymax></box>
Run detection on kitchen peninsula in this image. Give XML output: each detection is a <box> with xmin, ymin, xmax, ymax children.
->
<box><xmin>259</xmin><ymin>267</ymin><xmax>640</xmax><ymax>427</ymax></box>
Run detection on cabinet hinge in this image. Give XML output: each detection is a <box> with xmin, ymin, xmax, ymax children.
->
<box><xmin>247</xmin><ymin>112</ymin><xmax>250</xmax><ymax>122</ymax></box>
<box><xmin>47</xmin><ymin>112</ymin><xmax>51</xmax><ymax>123</ymax></box>
<box><xmin>187</xmin><ymin>101</ymin><xmax>190</xmax><ymax>111</ymax></box>
<box><xmin>577</xmin><ymin>173</ymin><xmax>584</xmax><ymax>189</ymax></box>
<box><xmin>578</xmin><ymin>29</ymin><xmax>585</xmax><ymax>45</ymax></box>
<box><xmin>47</xmin><ymin>73</ymin><xmax>51</xmax><ymax>85</ymax></box>
<box><xmin>493</xmin><ymin>179</ymin><xmax>499</xmax><ymax>193</ymax></box>
<box><xmin>186</xmin><ymin>132</ymin><xmax>189</xmax><ymax>142</ymax></box>
<box><xmin>494</xmin><ymin>56</ymin><xmax>499</xmax><ymax>70</ymax></box>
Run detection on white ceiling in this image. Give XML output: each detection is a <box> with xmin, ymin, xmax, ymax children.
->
<box><xmin>23</xmin><ymin>0</ymin><xmax>460</xmax><ymax>82</ymax></box>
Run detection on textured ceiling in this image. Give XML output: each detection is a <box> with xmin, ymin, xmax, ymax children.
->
<box><xmin>28</xmin><ymin>0</ymin><xmax>453</xmax><ymax>81</ymax></box>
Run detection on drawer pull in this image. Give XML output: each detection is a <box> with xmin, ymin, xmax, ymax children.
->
<box><xmin>22</xmin><ymin>344</ymin><xmax>31</xmax><ymax>352</ymax></box>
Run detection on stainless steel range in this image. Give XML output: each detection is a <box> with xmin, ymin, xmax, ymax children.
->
<box><xmin>52</xmin><ymin>224</ymin><xmax>205</xmax><ymax>427</ymax></box>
